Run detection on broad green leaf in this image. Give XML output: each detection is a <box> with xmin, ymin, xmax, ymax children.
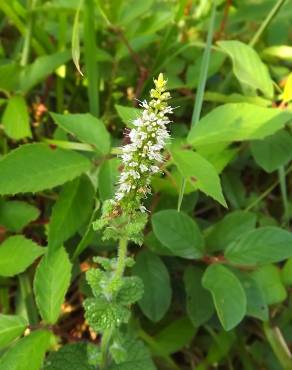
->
<box><xmin>145</xmin><ymin>231</ymin><xmax>174</xmax><ymax>256</ymax></box>
<box><xmin>132</xmin><ymin>250</ymin><xmax>171</xmax><ymax>322</ymax></box>
<box><xmin>34</xmin><ymin>247</ymin><xmax>71</xmax><ymax>324</ymax></box>
<box><xmin>171</xmin><ymin>149</ymin><xmax>226</xmax><ymax>206</ymax></box>
<box><xmin>98</xmin><ymin>158</ymin><xmax>120</xmax><ymax>201</ymax></box>
<box><xmin>0</xmin><ymin>63</ymin><xmax>21</xmax><ymax>92</ymax></box>
<box><xmin>19</xmin><ymin>51</ymin><xmax>71</xmax><ymax>93</ymax></box>
<box><xmin>2</xmin><ymin>95</ymin><xmax>31</xmax><ymax>140</ymax></box>
<box><xmin>235</xmin><ymin>272</ymin><xmax>268</xmax><ymax>321</ymax></box>
<box><xmin>0</xmin><ymin>143</ymin><xmax>90</xmax><ymax>195</ymax></box>
<box><xmin>152</xmin><ymin>210</ymin><xmax>204</xmax><ymax>259</ymax></box>
<box><xmin>43</xmin><ymin>342</ymin><xmax>97</xmax><ymax>370</ymax></box>
<box><xmin>202</xmin><ymin>264</ymin><xmax>246</xmax><ymax>331</ymax></box>
<box><xmin>263</xmin><ymin>45</ymin><xmax>292</xmax><ymax>61</ymax></box>
<box><xmin>282</xmin><ymin>73</ymin><xmax>292</xmax><ymax>102</ymax></box>
<box><xmin>48</xmin><ymin>175</ymin><xmax>94</xmax><ymax>251</ymax></box>
<box><xmin>108</xmin><ymin>337</ymin><xmax>156</xmax><ymax>370</ymax></box>
<box><xmin>0</xmin><ymin>236</ymin><xmax>44</xmax><ymax>277</ymax></box>
<box><xmin>184</xmin><ymin>266</ymin><xmax>214</xmax><ymax>327</ymax></box>
<box><xmin>207</xmin><ymin>331</ymin><xmax>236</xmax><ymax>364</ymax></box>
<box><xmin>0</xmin><ymin>315</ymin><xmax>27</xmax><ymax>349</ymax></box>
<box><xmin>118</xmin><ymin>0</ymin><xmax>154</xmax><ymax>25</ymax></box>
<box><xmin>250</xmin><ymin>130</ymin><xmax>292</xmax><ymax>173</ymax></box>
<box><xmin>252</xmin><ymin>265</ymin><xmax>287</xmax><ymax>305</ymax></box>
<box><xmin>281</xmin><ymin>258</ymin><xmax>292</xmax><ymax>286</ymax></box>
<box><xmin>206</xmin><ymin>211</ymin><xmax>257</xmax><ymax>252</ymax></box>
<box><xmin>0</xmin><ymin>330</ymin><xmax>52</xmax><ymax>370</ymax></box>
<box><xmin>218</xmin><ymin>40</ymin><xmax>274</xmax><ymax>98</ymax></box>
<box><xmin>225</xmin><ymin>227</ymin><xmax>292</xmax><ymax>265</ymax></box>
<box><xmin>51</xmin><ymin>113</ymin><xmax>110</xmax><ymax>155</ymax></box>
<box><xmin>187</xmin><ymin>103</ymin><xmax>291</xmax><ymax>147</ymax></box>
<box><xmin>115</xmin><ymin>104</ymin><xmax>140</xmax><ymax>127</ymax></box>
<box><xmin>154</xmin><ymin>317</ymin><xmax>196</xmax><ymax>355</ymax></box>
<box><xmin>0</xmin><ymin>200</ymin><xmax>39</xmax><ymax>232</ymax></box>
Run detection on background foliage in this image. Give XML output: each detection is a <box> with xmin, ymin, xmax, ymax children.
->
<box><xmin>0</xmin><ymin>0</ymin><xmax>292</xmax><ymax>369</ymax></box>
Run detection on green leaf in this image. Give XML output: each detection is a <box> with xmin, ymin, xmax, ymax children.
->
<box><xmin>115</xmin><ymin>104</ymin><xmax>140</xmax><ymax>127</ymax></box>
<box><xmin>118</xmin><ymin>0</ymin><xmax>154</xmax><ymax>26</ymax></box>
<box><xmin>0</xmin><ymin>314</ymin><xmax>27</xmax><ymax>349</ymax></box>
<box><xmin>132</xmin><ymin>250</ymin><xmax>171</xmax><ymax>322</ymax></box>
<box><xmin>171</xmin><ymin>149</ymin><xmax>226</xmax><ymax>206</ymax></box>
<box><xmin>152</xmin><ymin>210</ymin><xmax>204</xmax><ymax>259</ymax></box>
<box><xmin>202</xmin><ymin>264</ymin><xmax>246</xmax><ymax>331</ymax></box>
<box><xmin>48</xmin><ymin>175</ymin><xmax>94</xmax><ymax>251</ymax></box>
<box><xmin>206</xmin><ymin>211</ymin><xmax>257</xmax><ymax>252</ymax></box>
<box><xmin>0</xmin><ymin>63</ymin><xmax>21</xmax><ymax>92</ymax></box>
<box><xmin>0</xmin><ymin>200</ymin><xmax>39</xmax><ymax>232</ymax></box>
<box><xmin>250</xmin><ymin>130</ymin><xmax>292</xmax><ymax>173</ymax></box>
<box><xmin>0</xmin><ymin>143</ymin><xmax>91</xmax><ymax>195</ymax></box>
<box><xmin>2</xmin><ymin>95</ymin><xmax>31</xmax><ymax>140</ymax></box>
<box><xmin>225</xmin><ymin>227</ymin><xmax>292</xmax><ymax>265</ymax></box>
<box><xmin>153</xmin><ymin>317</ymin><xmax>196</xmax><ymax>355</ymax></box>
<box><xmin>235</xmin><ymin>272</ymin><xmax>268</xmax><ymax>321</ymax></box>
<box><xmin>71</xmin><ymin>0</ymin><xmax>83</xmax><ymax>76</ymax></box>
<box><xmin>218</xmin><ymin>40</ymin><xmax>274</xmax><ymax>98</ymax></box>
<box><xmin>34</xmin><ymin>247</ymin><xmax>71</xmax><ymax>324</ymax></box>
<box><xmin>0</xmin><ymin>330</ymin><xmax>53</xmax><ymax>370</ymax></box>
<box><xmin>187</xmin><ymin>103</ymin><xmax>291</xmax><ymax>147</ymax></box>
<box><xmin>51</xmin><ymin>113</ymin><xmax>110</xmax><ymax>155</ymax></box>
<box><xmin>43</xmin><ymin>342</ymin><xmax>96</xmax><ymax>370</ymax></box>
<box><xmin>98</xmin><ymin>158</ymin><xmax>120</xmax><ymax>201</ymax></box>
<box><xmin>108</xmin><ymin>337</ymin><xmax>156</xmax><ymax>370</ymax></box>
<box><xmin>184</xmin><ymin>266</ymin><xmax>214</xmax><ymax>327</ymax></box>
<box><xmin>0</xmin><ymin>236</ymin><xmax>44</xmax><ymax>277</ymax></box>
<box><xmin>281</xmin><ymin>258</ymin><xmax>292</xmax><ymax>286</ymax></box>
<box><xmin>19</xmin><ymin>51</ymin><xmax>71</xmax><ymax>93</ymax></box>
<box><xmin>252</xmin><ymin>265</ymin><xmax>287</xmax><ymax>305</ymax></box>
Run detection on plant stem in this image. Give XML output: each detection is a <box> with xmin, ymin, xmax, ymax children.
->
<box><xmin>249</xmin><ymin>0</ymin><xmax>287</xmax><ymax>47</ymax></box>
<box><xmin>278</xmin><ymin>166</ymin><xmax>289</xmax><ymax>223</ymax></box>
<box><xmin>177</xmin><ymin>1</ymin><xmax>216</xmax><ymax>212</ymax></box>
<box><xmin>114</xmin><ymin>238</ymin><xmax>128</xmax><ymax>282</ymax></box>
<box><xmin>84</xmin><ymin>0</ymin><xmax>100</xmax><ymax>117</ymax></box>
<box><xmin>100</xmin><ymin>328</ymin><xmax>113</xmax><ymax>369</ymax></box>
<box><xmin>18</xmin><ymin>272</ymin><xmax>38</xmax><ymax>325</ymax></box>
<box><xmin>21</xmin><ymin>0</ymin><xmax>38</xmax><ymax>66</ymax></box>
<box><xmin>263</xmin><ymin>321</ymin><xmax>292</xmax><ymax>370</ymax></box>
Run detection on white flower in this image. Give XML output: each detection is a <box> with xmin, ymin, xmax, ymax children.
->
<box><xmin>112</xmin><ymin>73</ymin><xmax>172</xmax><ymax>213</ymax></box>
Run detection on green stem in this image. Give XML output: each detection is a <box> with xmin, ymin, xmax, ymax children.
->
<box><xmin>278</xmin><ymin>166</ymin><xmax>289</xmax><ymax>223</ymax></box>
<box><xmin>249</xmin><ymin>0</ymin><xmax>287</xmax><ymax>47</ymax></box>
<box><xmin>177</xmin><ymin>1</ymin><xmax>216</xmax><ymax>212</ymax></box>
<box><xmin>114</xmin><ymin>238</ymin><xmax>128</xmax><ymax>282</ymax></box>
<box><xmin>18</xmin><ymin>273</ymin><xmax>38</xmax><ymax>325</ymax></box>
<box><xmin>84</xmin><ymin>0</ymin><xmax>100</xmax><ymax>117</ymax></box>
<box><xmin>263</xmin><ymin>321</ymin><xmax>292</xmax><ymax>370</ymax></box>
<box><xmin>100</xmin><ymin>328</ymin><xmax>113</xmax><ymax>369</ymax></box>
<box><xmin>20</xmin><ymin>0</ymin><xmax>38</xmax><ymax>66</ymax></box>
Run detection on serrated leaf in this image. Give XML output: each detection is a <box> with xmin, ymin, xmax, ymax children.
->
<box><xmin>0</xmin><ymin>143</ymin><xmax>91</xmax><ymax>195</ymax></box>
<box><xmin>2</xmin><ymin>95</ymin><xmax>31</xmax><ymax>140</ymax></box>
<box><xmin>0</xmin><ymin>330</ymin><xmax>52</xmax><ymax>370</ymax></box>
<box><xmin>51</xmin><ymin>113</ymin><xmax>110</xmax><ymax>155</ymax></box>
<box><xmin>34</xmin><ymin>247</ymin><xmax>71</xmax><ymax>324</ymax></box>
<box><xmin>218</xmin><ymin>40</ymin><xmax>274</xmax><ymax>98</ymax></box>
<box><xmin>0</xmin><ymin>236</ymin><xmax>45</xmax><ymax>277</ymax></box>
<box><xmin>48</xmin><ymin>175</ymin><xmax>94</xmax><ymax>251</ymax></box>
<box><xmin>187</xmin><ymin>103</ymin><xmax>291</xmax><ymax>147</ymax></box>
<box><xmin>43</xmin><ymin>342</ymin><xmax>96</xmax><ymax>370</ymax></box>
<box><xmin>98</xmin><ymin>158</ymin><xmax>120</xmax><ymax>201</ymax></box>
<box><xmin>202</xmin><ymin>264</ymin><xmax>246</xmax><ymax>331</ymax></box>
<box><xmin>171</xmin><ymin>149</ymin><xmax>226</xmax><ymax>206</ymax></box>
<box><xmin>0</xmin><ymin>315</ymin><xmax>27</xmax><ymax>349</ymax></box>
<box><xmin>84</xmin><ymin>298</ymin><xmax>130</xmax><ymax>333</ymax></box>
<box><xmin>206</xmin><ymin>211</ymin><xmax>257</xmax><ymax>252</ymax></box>
<box><xmin>252</xmin><ymin>265</ymin><xmax>287</xmax><ymax>305</ymax></box>
<box><xmin>108</xmin><ymin>337</ymin><xmax>156</xmax><ymax>370</ymax></box>
<box><xmin>0</xmin><ymin>200</ymin><xmax>39</xmax><ymax>232</ymax></box>
<box><xmin>115</xmin><ymin>104</ymin><xmax>140</xmax><ymax>127</ymax></box>
<box><xmin>225</xmin><ymin>227</ymin><xmax>292</xmax><ymax>265</ymax></box>
<box><xmin>132</xmin><ymin>250</ymin><xmax>171</xmax><ymax>322</ymax></box>
<box><xmin>117</xmin><ymin>276</ymin><xmax>144</xmax><ymax>305</ymax></box>
<box><xmin>250</xmin><ymin>130</ymin><xmax>292</xmax><ymax>173</ymax></box>
<box><xmin>152</xmin><ymin>210</ymin><xmax>204</xmax><ymax>259</ymax></box>
<box><xmin>184</xmin><ymin>266</ymin><xmax>214</xmax><ymax>327</ymax></box>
